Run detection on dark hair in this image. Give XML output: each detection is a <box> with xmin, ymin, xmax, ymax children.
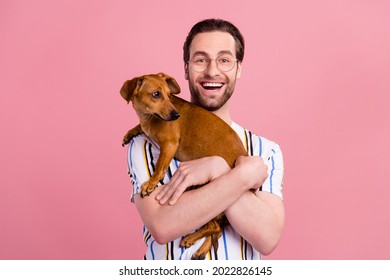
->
<box><xmin>183</xmin><ymin>18</ymin><xmax>245</xmax><ymax>64</ymax></box>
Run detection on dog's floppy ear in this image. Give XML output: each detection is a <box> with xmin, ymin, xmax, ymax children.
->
<box><xmin>120</xmin><ymin>77</ymin><xmax>143</xmax><ymax>103</ymax></box>
<box><xmin>158</xmin><ymin>72</ymin><xmax>181</xmax><ymax>95</ymax></box>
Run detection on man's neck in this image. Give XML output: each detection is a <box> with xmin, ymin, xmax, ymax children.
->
<box><xmin>211</xmin><ymin>104</ymin><xmax>233</xmax><ymax>125</ymax></box>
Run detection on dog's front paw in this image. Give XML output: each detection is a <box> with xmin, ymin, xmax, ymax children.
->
<box><xmin>122</xmin><ymin>129</ymin><xmax>141</xmax><ymax>147</ymax></box>
<box><xmin>180</xmin><ymin>235</ymin><xmax>196</xmax><ymax>249</ymax></box>
<box><xmin>140</xmin><ymin>181</ymin><xmax>157</xmax><ymax>198</ymax></box>
<box><xmin>191</xmin><ymin>253</ymin><xmax>206</xmax><ymax>260</ymax></box>
<box><xmin>122</xmin><ymin>137</ymin><xmax>130</xmax><ymax>147</ymax></box>
<box><xmin>122</xmin><ymin>134</ymin><xmax>134</xmax><ymax>147</ymax></box>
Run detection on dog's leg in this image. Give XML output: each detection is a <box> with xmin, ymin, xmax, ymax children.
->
<box><xmin>191</xmin><ymin>236</ymin><xmax>212</xmax><ymax>260</ymax></box>
<box><xmin>180</xmin><ymin>218</ymin><xmax>222</xmax><ymax>259</ymax></box>
<box><xmin>122</xmin><ymin>124</ymin><xmax>143</xmax><ymax>146</ymax></box>
<box><xmin>190</xmin><ymin>231</ymin><xmax>223</xmax><ymax>260</ymax></box>
<box><xmin>140</xmin><ymin>142</ymin><xmax>178</xmax><ymax>197</ymax></box>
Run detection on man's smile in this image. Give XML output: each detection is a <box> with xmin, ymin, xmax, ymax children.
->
<box><xmin>201</xmin><ymin>82</ymin><xmax>224</xmax><ymax>89</ymax></box>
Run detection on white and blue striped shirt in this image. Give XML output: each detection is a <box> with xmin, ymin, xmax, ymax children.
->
<box><xmin>127</xmin><ymin>122</ymin><xmax>284</xmax><ymax>260</ymax></box>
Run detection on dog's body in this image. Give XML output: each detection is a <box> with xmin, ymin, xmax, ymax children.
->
<box><xmin>121</xmin><ymin>73</ymin><xmax>247</xmax><ymax>259</ymax></box>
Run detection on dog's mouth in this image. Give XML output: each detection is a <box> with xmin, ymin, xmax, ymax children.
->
<box><xmin>153</xmin><ymin>113</ymin><xmax>167</xmax><ymax>121</ymax></box>
<box><xmin>201</xmin><ymin>82</ymin><xmax>224</xmax><ymax>90</ymax></box>
<box><xmin>153</xmin><ymin>111</ymin><xmax>180</xmax><ymax>122</ymax></box>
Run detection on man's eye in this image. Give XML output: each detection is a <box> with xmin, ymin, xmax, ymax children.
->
<box><xmin>219</xmin><ymin>58</ymin><xmax>230</xmax><ymax>64</ymax></box>
<box><xmin>195</xmin><ymin>58</ymin><xmax>207</xmax><ymax>63</ymax></box>
<box><xmin>152</xmin><ymin>91</ymin><xmax>161</xmax><ymax>98</ymax></box>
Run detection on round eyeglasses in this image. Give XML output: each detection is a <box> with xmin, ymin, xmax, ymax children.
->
<box><xmin>188</xmin><ymin>55</ymin><xmax>238</xmax><ymax>73</ymax></box>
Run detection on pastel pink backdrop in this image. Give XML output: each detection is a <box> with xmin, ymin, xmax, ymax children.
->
<box><xmin>1</xmin><ymin>0</ymin><xmax>389</xmax><ymax>259</ymax></box>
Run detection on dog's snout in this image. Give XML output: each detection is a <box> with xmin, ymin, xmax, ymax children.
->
<box><xmin>171</xmin><ymin>110</ymin><xmax>180</xmax><ymax>120</ymax></box>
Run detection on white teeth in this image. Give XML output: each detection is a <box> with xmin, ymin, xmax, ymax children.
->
<box><xmin>202</xmin><ymin>82</ymin><xmax>223</xmax><ymax>87</ymax></box>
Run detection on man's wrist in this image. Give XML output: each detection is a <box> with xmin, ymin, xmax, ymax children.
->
<box><xmin>209</xmin><ymin>156</ymin><xmax>231</xmax><ymax>180</ymax></box>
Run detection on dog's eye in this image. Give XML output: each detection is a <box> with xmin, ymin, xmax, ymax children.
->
<box><xmin>152</xmin><ymin>91</ymin><xmax>161</xmax><ymax>99</ymax></box>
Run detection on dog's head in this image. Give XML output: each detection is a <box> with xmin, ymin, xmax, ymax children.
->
<box><xmin>120</xmin><ymin>73</ymin><xmax>181</xmax><ymax>121</ymax></box>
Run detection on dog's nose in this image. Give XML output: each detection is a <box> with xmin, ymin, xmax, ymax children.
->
<box><xmin>170</xmin><ymin>110</ymin><xmax>180</xmax><ymax>120</ymax></box>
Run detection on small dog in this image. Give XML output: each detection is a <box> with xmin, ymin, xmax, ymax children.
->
<box><xmin>121</xmin><ymin>72</ymin><xmax>247</xmax><ymax>259</ymax></box>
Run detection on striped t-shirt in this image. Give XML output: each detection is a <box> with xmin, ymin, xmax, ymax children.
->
<box><xmin>127</xmin><ymin>122</ymin><xmax>284</xmax><ymax>260</ymax></box>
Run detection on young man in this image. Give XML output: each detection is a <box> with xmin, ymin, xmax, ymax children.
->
<box><xmin>127</xmin><ymin>19</ymin><xmax>284</xmax><ymax>260</ymax></box>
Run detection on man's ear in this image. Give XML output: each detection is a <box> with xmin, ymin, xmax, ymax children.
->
<box><xmin>184</xmin><ymin>64</ymin><xmax>189</xmax><ymax>80</ymax></box>
<box><xmin>120</xmin><ymin>77</ymin><xmax>143</xmax><ymax>103</ymax></box>
<box><xmin>158</xmin><ymin>72</ymin><xmax>181</xmax><ymax>95</ymax></box>
<box><xmin>236</xmin><ymin>61</ymin><xmax>242</xmax><ymax>80</ymax></box>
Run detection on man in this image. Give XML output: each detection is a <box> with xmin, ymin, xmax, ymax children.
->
<box><xmin>127</xmin><ymin>19</ymin><xmax>284</xmax><ymax>260</ymax></box>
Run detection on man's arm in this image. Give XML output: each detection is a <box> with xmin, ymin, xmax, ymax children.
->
<box><xmin>225</xmin><ymin>190</ymin><xmax>284</xmax><ymax>255</ymax></box>
<box><xmin>134</xmin><ymin>156</ymin><xmax>266</xmax><ymax>244</ymax></box>
<box><xmin>154</xmin><ymin>153</ymin><xmax>284</xmax><ymax>255</ymax></box>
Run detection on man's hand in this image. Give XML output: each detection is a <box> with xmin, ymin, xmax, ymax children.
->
<box><xmin>155</xmin><ymin>156</ymin><xmax>230</xmax><ymax>205</ymax></box>
<box><xmin>234</xmin><ymin>155</ymin><xmax>268</xmax><ymax>191</ymax></box>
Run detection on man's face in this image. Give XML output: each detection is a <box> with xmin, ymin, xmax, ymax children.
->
<box><xmin>185</xmin><ymin>31</ymin><xmax>242</xmax><ymax>112</ymax></box>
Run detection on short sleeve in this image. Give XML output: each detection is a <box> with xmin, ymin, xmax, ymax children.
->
<box><xmin>127</xmin><ymin>135</ymin><xmax>155</xmax><ymax>202</ymax></box>
<box><xmin>259</xmin><ymin>140</ymin><xmax>284</xmax><ymax>200</ymax></box>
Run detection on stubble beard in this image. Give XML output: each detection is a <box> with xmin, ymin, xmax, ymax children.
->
<box><xmin>189</xmin><ymin>77</ymin><xmax>237</xmax><ymax>112</ymax></box>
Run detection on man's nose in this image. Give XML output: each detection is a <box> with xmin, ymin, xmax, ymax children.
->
<box><xmin>205</xmin><ymin>60</ymin><xmax>221</xmax><ymax>76</ymax></box>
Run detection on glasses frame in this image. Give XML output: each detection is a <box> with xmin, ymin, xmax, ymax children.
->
<box><xmin>187</xmin><ymin>55</ymin><xmax>239</xmax><ymax>73</ymax></box>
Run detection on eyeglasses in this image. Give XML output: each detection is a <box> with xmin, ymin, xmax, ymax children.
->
<box><xmin>188</xmin><ymin>54</ymin><xmax>238</xmax><ymax>73</ymax></box>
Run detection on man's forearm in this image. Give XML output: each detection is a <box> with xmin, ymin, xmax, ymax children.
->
<box><xmin>225</xmin><ymin>190</ymin><xmax>285</xmax><ymax>255</ymax></box>
<box><xmin>135</xmin><ymin>163</ymin><xmax>251</xmax><ymax>244</ymax></box>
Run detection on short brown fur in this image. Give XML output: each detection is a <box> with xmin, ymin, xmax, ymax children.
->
<box><xmin>121</xmin><ymin>73</ymin><xmax>247</xmax><ymax>259</ymax></box>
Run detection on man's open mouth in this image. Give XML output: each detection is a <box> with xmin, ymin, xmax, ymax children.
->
<box><xmin>201</xmin><ymin>82</ymin><xmax>224</xmax><ymax>90</ymax></box>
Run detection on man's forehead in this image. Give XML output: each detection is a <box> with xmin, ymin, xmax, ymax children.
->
<box><xmin>189</xmin><ymin>31</ymin><xmax>236</xmax><ymax>57</ymax></box>
<box><xmin>192</xmin><ymin>50</ymin><xmax>234</xmax><ymax>57</ymax></box>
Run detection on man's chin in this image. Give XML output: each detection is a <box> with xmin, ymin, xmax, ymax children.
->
<box><xmin>190</xmin><ymin>86</ymin><xmax>230</xmax><ymax>111</ymax></box>
<box><xmin>192</xmin><ymin>96</ymin><xmax>224</xmax><ymax>111</ymax></box>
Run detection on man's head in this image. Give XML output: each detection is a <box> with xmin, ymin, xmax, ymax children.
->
<box><xmin>183</xmin><ymin>19</ymin><xmax>245</xmax><ymax>65</ymax></box>
<box><xmin>183</xmin><ymin>19</ymin><xmax>245</xmax><ymax>112</ymax></box>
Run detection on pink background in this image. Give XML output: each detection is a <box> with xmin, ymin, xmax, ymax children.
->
<box><xmin>1</xmin><ymin>0</ymin><xmax>389</xmax><ymax>259</ymax></box>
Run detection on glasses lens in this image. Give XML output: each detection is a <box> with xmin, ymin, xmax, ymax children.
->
<box><xmin>190</xmin><ymin>57</ymin><xmax>208</xmax><ymax>72</ymax></box>
<box><xmin>217</xmin><ymin>56</ymin><xmax>236</xmax><ymax>72</ymax></box>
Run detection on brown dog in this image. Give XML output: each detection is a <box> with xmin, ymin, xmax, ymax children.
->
<box><xmin>121</xmin><ymin>72</ymin><xmax>247</xmax><ymax>259</ymax></box>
